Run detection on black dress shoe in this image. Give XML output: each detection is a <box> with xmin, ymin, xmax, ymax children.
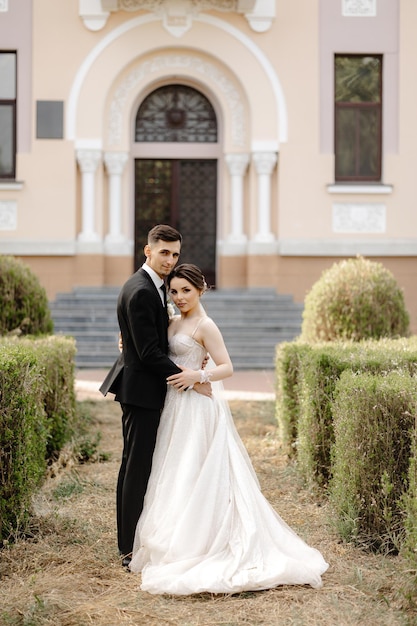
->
<box><xmin>122</xmin><ymin>555</ymin><xmax>132</xmax><ymax>568</ymax></box>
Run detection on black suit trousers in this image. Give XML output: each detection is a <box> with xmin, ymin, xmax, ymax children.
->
<box><xmin>117</xmin><ymin>403</ymin><xmax>161</xmax><ymax>556</ymax></box>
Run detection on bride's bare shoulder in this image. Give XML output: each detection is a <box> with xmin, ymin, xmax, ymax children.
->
<box><xmin>199</xmin><ymin>316</ymin><xmax>222</xmax><ymax>335</ymax></box>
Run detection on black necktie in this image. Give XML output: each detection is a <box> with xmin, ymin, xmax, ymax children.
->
<box><xmin>160</xmin><ymin>283</ymin><xmax>167</xmax><ymax>307</ymax></box>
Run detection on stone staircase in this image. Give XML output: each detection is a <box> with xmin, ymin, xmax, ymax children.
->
<box><xmin>49</xmin><ymin>287</ymin><xmax>304</xmax><ymax>370</ymax></box>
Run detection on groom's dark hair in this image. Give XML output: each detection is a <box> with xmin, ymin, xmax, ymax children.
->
<box><xmin>148</xmin><ymin>224</ymin><xmax>182</xmax><ymax>244</ymax></box>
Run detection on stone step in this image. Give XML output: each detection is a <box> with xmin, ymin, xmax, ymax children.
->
<box><xmin>50</xmin><ymin>300</ymin><xmax>302</xmax><ymax>313</ymax></box>
<box><xmin>51</xmin><ymin>317</ymin><xmax>301</xmax><ymax>330</ymax></box>
<box><xmin>50</xmin><ymin>287</ymin><xmax>303</xmax><ymax>370</ymax></box>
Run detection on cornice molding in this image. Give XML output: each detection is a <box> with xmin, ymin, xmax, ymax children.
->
<box><xmin>79</xmin><ymin>0</ymin><xmax>274</xmax><ymax>34</ymax></box>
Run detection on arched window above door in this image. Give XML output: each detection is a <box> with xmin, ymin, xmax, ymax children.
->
<box><xmin>135</xmin><ymin>84</ymin><xmax>217</xmax><ymax>143</ymax></box>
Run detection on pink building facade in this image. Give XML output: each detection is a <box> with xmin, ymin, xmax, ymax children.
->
<box><xmin>1</xmin><ymin>0</ymin><xmax>417</xmax><ymax>328</ymax></box>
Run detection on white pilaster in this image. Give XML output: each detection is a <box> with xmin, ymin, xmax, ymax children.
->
<box><xmin>104</xmin><ymin>151</ymin><xmax>129</xmax><ymax>254</ymax></box>
<box><xmin>225</xmin><ymin>153</ymin><xmax>250</xmax><ymax>248</ymax></box>
<box><xmin>252</xmin><ymin>151</ymin><xmax>277</xmax><ymax>244</ymax></box>
<box><xmin>76</xmin><ymin>149</ymin><xmax>102</xmax><ymax>248</ymax></box>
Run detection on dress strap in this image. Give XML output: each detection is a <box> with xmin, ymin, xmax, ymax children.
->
<box><xmin>191</xmin><ymin>317</ymin><xmax>207</xmax><ymax>339</ymax></box>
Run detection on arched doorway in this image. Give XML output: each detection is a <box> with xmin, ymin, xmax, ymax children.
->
<box><xmin>133</xmin><ymin>84</ymin><xmax>219</xmax><ymax>286</ymax></box>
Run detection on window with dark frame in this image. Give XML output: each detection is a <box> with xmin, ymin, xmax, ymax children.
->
<box><xmin>334</xmin><ymin>54</ymin><xmax>382</xmax><ymax>182</ymax></box>
<box><xmin>0</xmin><ymin>51</ymin><xmax>16</xmax><ymax>179</ymax></box>
<box><xmin>135</xmin><ymin>84</ymin><xmax>217</xmax><ymax>143</ymax></box>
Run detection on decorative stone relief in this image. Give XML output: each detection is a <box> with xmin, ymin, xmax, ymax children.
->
<box><xmin>104</xmin><ymin>151</ymin><xmax>129</xmax><ymax>175</ymax></box>
<box><xmin>0</xmin><ymin>201</ymin><xmax>17</xmax><ymax>230</ymax></box>
<box><xmin>107</xmin><ymin>53</ymin><xmax>245</xmax><ymax>148</ymax></box>
<box><xmin>0</xmin><ymin>0</ymin><xmax>8</xmax><ymax>12</ymax></box>
<box><xmin>225</xmin><ymin>153</ymin><xmax>250</xmax><ymax>177</ymax></box>
<box><xmin>76</xmin><ymin>149</ymin><xmax>102</xmax><ymax>173</ymax></box>
<box><xmin>116</xmin><ymin>0</ymin><xmax>240</xmax><ymax>9</ymax></box>
<box><xmin>80</xmin><ymin>0</ymin><xmax>274</xmax><ymax>33</ymax></box>
<box><xmin>342</xmin><ymin>0</ymin><xmax>377</xmax><ymax>17</ymax></box>
<box><xmin>252</xmin><ymin>151</ymin><xmax>277</xmax><ymax>176</ymax></box>
<box><xmin>332</xmin><ymin>203</ymin><xmax>386</xmax><ymax>233</ymax></box>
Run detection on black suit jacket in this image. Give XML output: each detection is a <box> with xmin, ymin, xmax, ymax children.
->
<box><xmin>100</xmin><ymin>268</ymin><xmax>181</xmax><ymax>409</ymax></box>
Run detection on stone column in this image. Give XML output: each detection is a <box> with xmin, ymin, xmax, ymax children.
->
<box><xmin>252</xmin><ymin>151</ymin><xmax>277</xmax><ymax>242</ymax></box>
<box><xmin>104</xmin><ymin>151</ymin><xmax>129</xmax><ymax>250</ymax></box>
<box><xmin>76</xmin><ymin>149</ymin><xmax>101</xmax><ymax>243</ymax></box>
<box><xmin>225</xmin><ymin>153</ymin><xmax>250</xmax><ymax>243</ymax></box>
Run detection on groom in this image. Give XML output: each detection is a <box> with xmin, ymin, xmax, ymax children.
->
<box><xmin>100</xmin><ymin>224</ymin><xmax>210</xmax><ymax>566</ymax></box>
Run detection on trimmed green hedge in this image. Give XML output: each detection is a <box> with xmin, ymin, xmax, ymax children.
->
<box><xmin>275</xmin><ymin>341</ymin><xmax>310</xmax><ymax>458</ymax></box>
<box><xmin>300</xmin><ymin>256</ymin><xmax>410</xmax><ymax>343</ymax></box>
<box><xmin>403</xmin><ymin>426</ymin><xmax>417</xmax><ymax>562</ymax></box>
<box><xmin>18</xmin><ymin>336</ymin><xmax>77</xmax><ymax>455</ymax></box>
<box><xmin>276</xmin><ymin>337</ymin><xmax>417</xmax><ymax>488</ymax></box>
<box><xmin>0</xmin><ymin>336</ymin><xmax>76</xmax><ymax>541</ymax></box>
<box><xmin>275</xmin><ymin>336</ymin><xmax>417</xmax><ymax>560</ymax></box>
<box><xmin>0</xmin><ymin>255</ymin><xmax>53</xmax><ymax>336</ymax></box>
<box><xmin>330</xmin><ymin>369</ymin><xmax>416</xmax><ymax>553</ymax></box>
<box><xmin>0</xmin><ymin>344</ymin><xmax>47</xmax><ymax>540</ymax></box>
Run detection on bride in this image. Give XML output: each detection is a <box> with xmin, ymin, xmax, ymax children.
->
<box><xmin>129</xmin><ymin>263</ymin><xmax>328</xmax><ymax>594</ymax></box>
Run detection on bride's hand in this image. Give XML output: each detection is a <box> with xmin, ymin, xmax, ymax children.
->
<box><xmin>193</xmin><ymin>381</ymin><xmax>212</xmax><ymax>397</ymax></box>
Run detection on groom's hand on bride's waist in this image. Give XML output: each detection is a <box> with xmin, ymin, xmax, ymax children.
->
<box><xmin>167</xmin><ymin>366</ymin><xmax>199</xmax><ymax>390</ymax></box>
<box><xmin>167</xmin><ymin>366</ymin><xmax>212</xmax><ymax>397</ymax></box>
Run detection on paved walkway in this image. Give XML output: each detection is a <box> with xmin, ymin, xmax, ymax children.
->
<box><xmin>75</xmin><ymin>369</ymin><xmax>276</xmax><ymax>402</ymax></box>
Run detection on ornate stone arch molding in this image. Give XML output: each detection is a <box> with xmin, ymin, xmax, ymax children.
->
<box><xmin>107</xmin><ymin>52</ymin><xmax>246</xmax><ymax>149</ymax></box>
<box><xmin>79</xmin><ymin>0</ymin><xmax>275</xmax><ymax>35</ymax></box>
<box><xmin>67</xmin><ymin>13</ymin><xmax>287</xmax><ymax>147</ymax></box>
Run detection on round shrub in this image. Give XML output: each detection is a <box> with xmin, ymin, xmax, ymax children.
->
<box><xmin>0</xmin><ymin>255</ymin><xmax>53</xmax><ymax>336</ymax></box>
<box><xmin>300</xmin><ymin>256</ymin><xmax>410</xmax><ymax>342</ymax></box>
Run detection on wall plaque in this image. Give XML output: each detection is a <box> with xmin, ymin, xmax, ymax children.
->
<box><xmin>0</xmin><ymin>201</ymin><xmax>17</xmax><ymax>230</ymax></box>
<box><xmin>332</xmin><ymin>203</ymin><xmax>385</xmax><ymax>233</ymax></box>
<box><xmin>342</xmin><ymin>0</ymin><xmax>376</xmax><ymax>17</ymax></box>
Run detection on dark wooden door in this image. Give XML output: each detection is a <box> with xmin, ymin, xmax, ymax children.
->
<box><xmin>135</xmin><ymin>159</ymin><xmax>217</xmax><ymax>286</ymax></box>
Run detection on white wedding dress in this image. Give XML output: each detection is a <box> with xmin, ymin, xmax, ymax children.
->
<box><xmin>130</xmin><ymin>331</ymin><xmax>329</xmax><ymax>595</ymax></box>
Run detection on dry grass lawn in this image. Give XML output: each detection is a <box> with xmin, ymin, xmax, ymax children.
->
<box><xmin>1</xmin><ymin>396</ymin><xmax>416</xmax><ymax>625</ymax></box>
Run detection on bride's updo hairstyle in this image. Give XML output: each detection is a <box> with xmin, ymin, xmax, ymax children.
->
<box><xmin>167</xmin><ymin>263</ymin><xmax>209</xmax><ymax>295</ymax></box>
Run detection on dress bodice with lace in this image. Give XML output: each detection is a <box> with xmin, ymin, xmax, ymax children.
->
<box><xmin>129</xmin><ymin>333</ymin><xmax>328</xmax><ymax>595</ymax></box>
<box><xmin>168</xmin><ymin>333</ymin><xmax>207</xmax><ymax>370</ymax></box>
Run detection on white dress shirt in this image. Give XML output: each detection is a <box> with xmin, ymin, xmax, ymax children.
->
<box><xmin>142</xmin><ymin>263</ymin><xmax>165</xmax><ymax>306</ymax></box>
